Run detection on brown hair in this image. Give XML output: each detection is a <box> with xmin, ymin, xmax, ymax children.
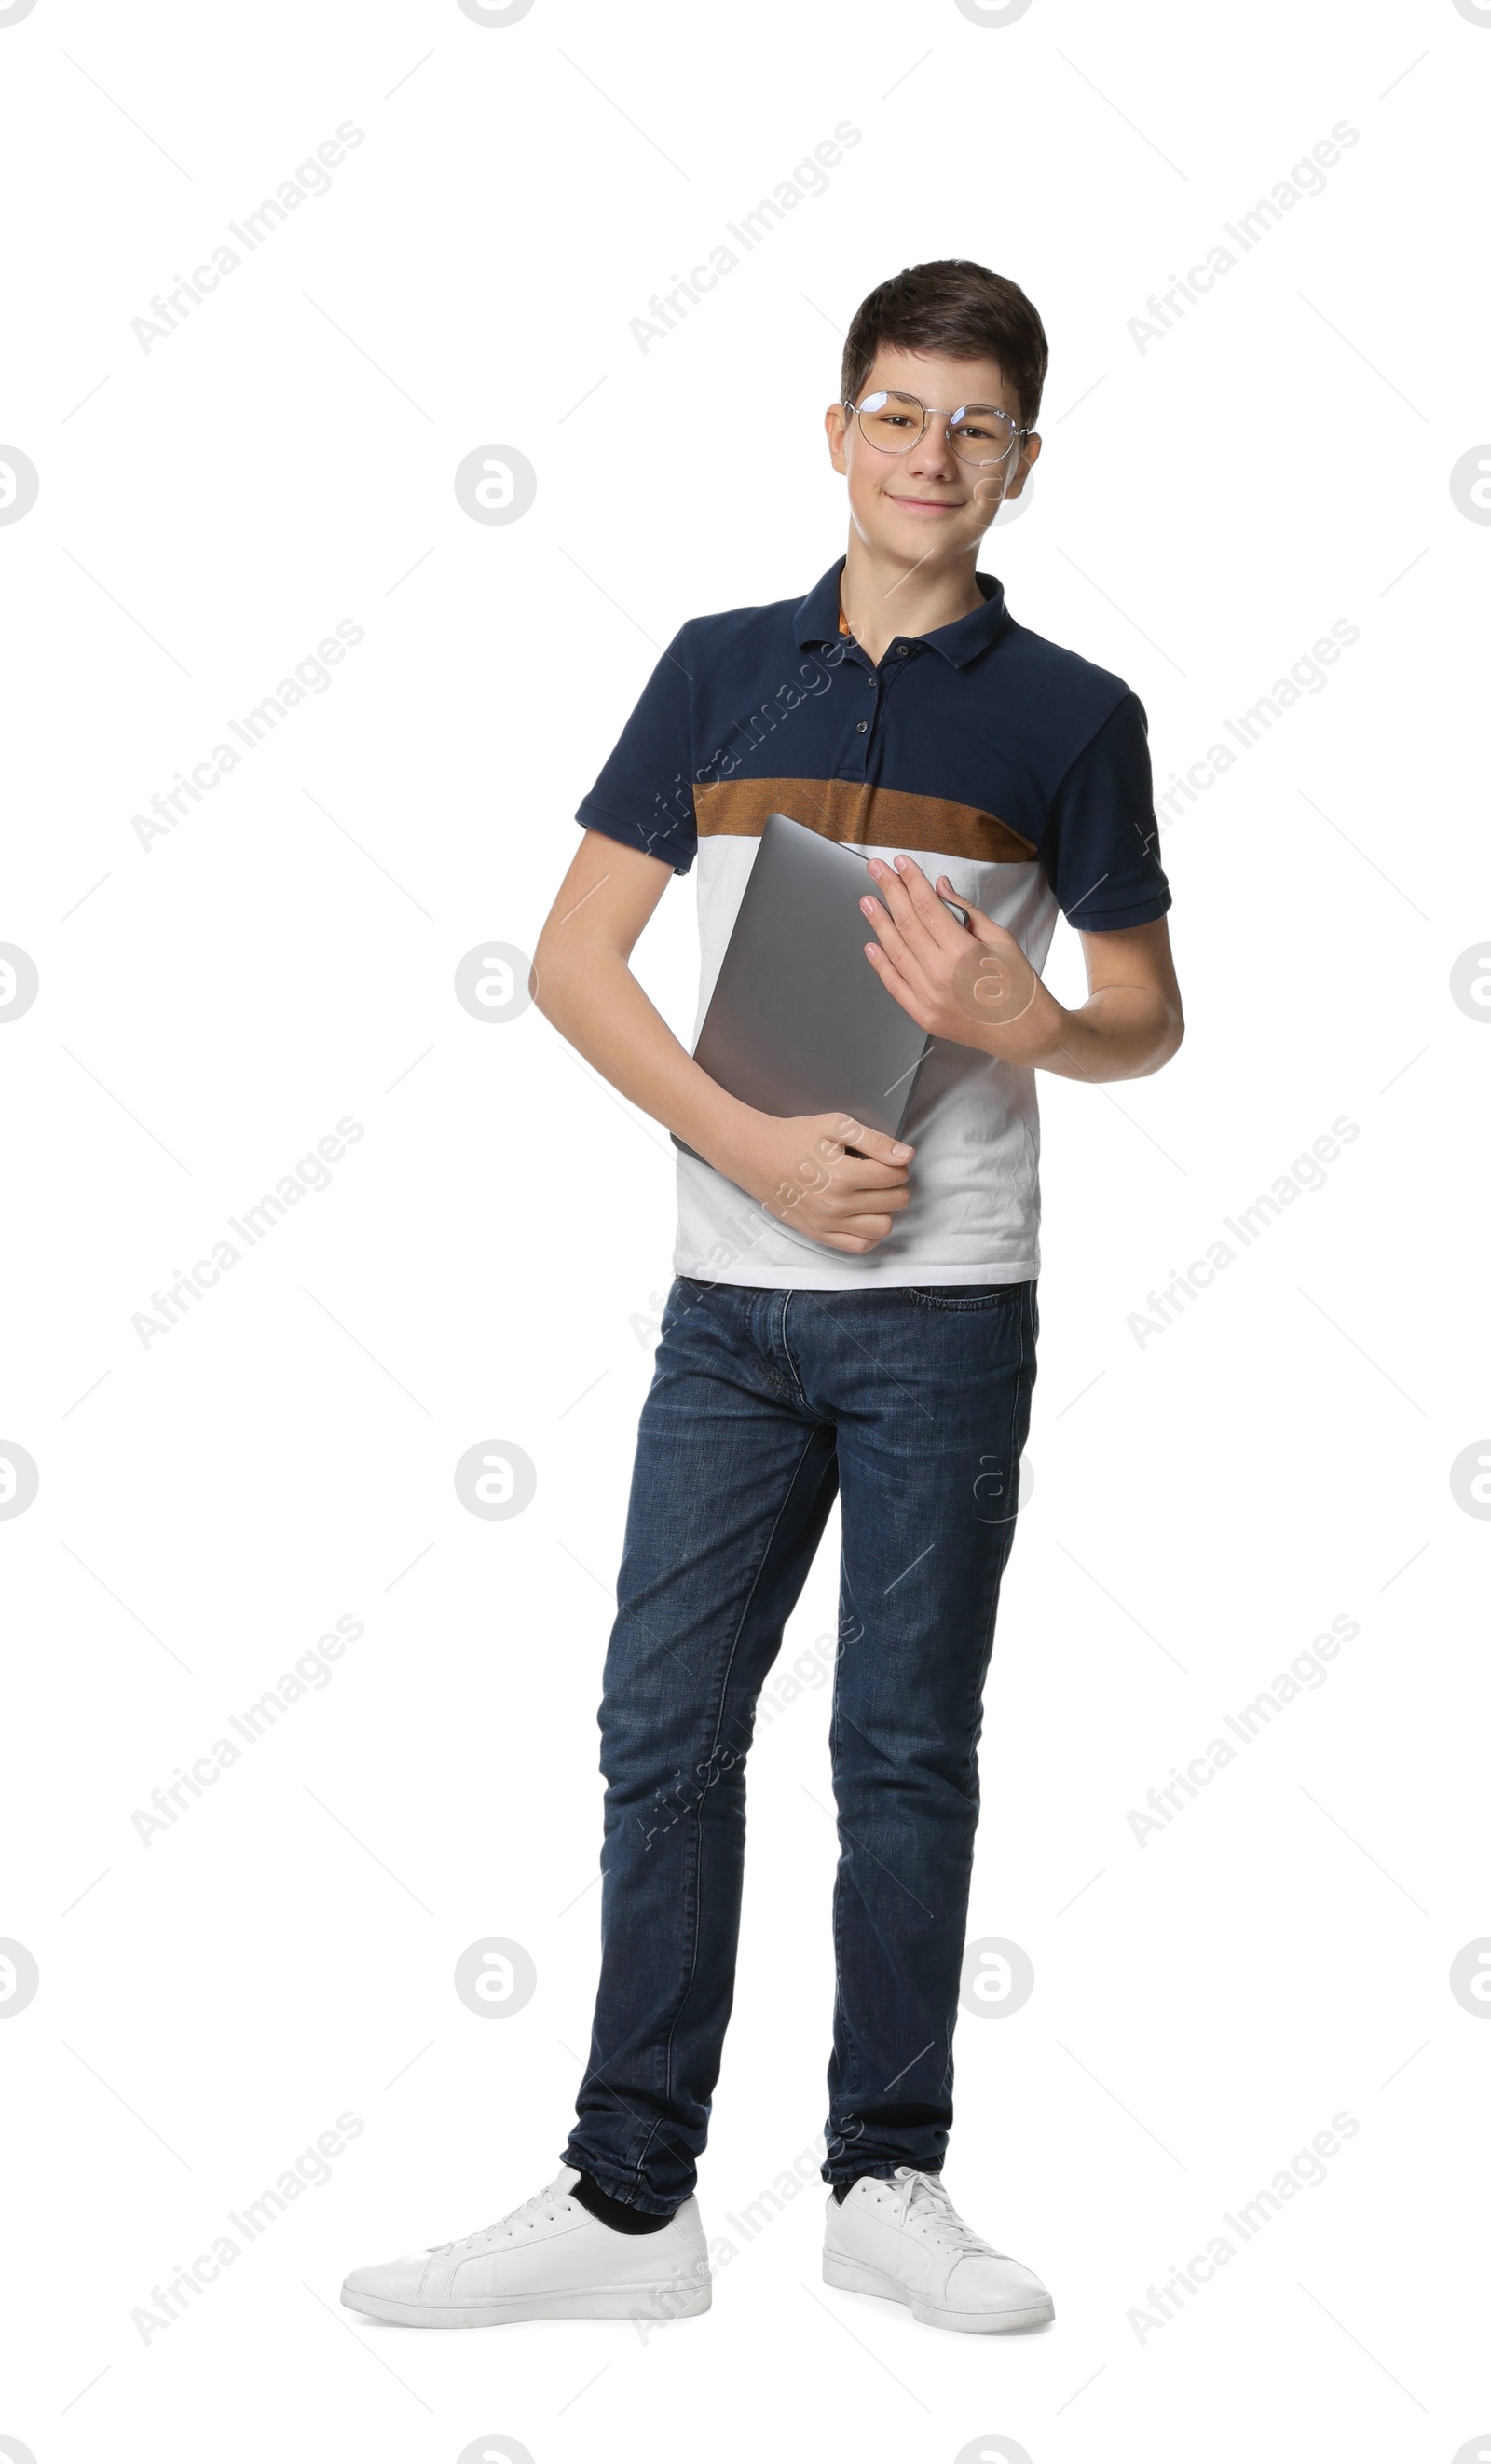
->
<box><xmin>841</xmin><ymin>258</ymin><xmax>1049</xmax><ymax>434</ymax></box>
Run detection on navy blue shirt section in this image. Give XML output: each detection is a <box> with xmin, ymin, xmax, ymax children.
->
<box><xmin>577</xmin><ymin>624</ymin><xmax>699</xmax><ymax>879</ymax></box>
<box><xmin>575</xmin><ymin>557</ymin><xmax>1171</xmax><ymax>934</ymax></box>
<box><xmin>1036</xmin><ymin>692</ymin><xmax>1169</xmax><ymax>930</ymax></box>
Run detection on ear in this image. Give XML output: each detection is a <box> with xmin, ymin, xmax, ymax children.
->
<box><xmin>1005</xmin><ymin>431</ymin><xmax>1042</xmax><ymax>499</ymax></box>
<box><xmin>825</xmin><ymin>402</ymin><xmax>850</xmax><ymax>474</ymax></box>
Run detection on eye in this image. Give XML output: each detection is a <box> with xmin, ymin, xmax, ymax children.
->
<box><xmin>953</xmin><ymin>411</ymin><xmax>1008</xmax><ymax>443</ymax></box>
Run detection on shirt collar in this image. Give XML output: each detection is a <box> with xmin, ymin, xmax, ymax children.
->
<box><xmin>793</xmin><ymin>554</ymin><xmax>1009</xmax><ymax>668</ymax></box>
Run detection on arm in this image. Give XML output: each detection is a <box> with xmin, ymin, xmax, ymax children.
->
<box><xmin>529</xmin><ymin>828</ymin><xmax>917</xmax><ymax>1252</ymax></box>
<box><xmin>1046</xmin><ymin>914</ymin><xmax>1183</xmax><ymax>1081</ymax></box>
<box><xmin>528</xmin><ymin>828</ymin><xmax>741</xmax><ymax>1162</ymax></box>
<box><xmin>856</xmin><ymin>853</ymin><xmax>1183</xmax><ymax>1084</ymax></box>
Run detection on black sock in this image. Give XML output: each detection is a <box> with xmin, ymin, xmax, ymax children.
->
<box><xmin>569</xmin><ymin>2170</ymin><xmax>673</xmax><ymax>2234</ymax></box>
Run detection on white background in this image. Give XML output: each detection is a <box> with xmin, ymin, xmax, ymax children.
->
<box><xmin>2</xmin><ymin>1</ymin><xmax>1487</xmax><ymax>2459</ymax></box>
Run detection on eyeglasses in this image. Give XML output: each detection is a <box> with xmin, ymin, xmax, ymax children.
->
<box><xmin>844</xmin><ymin>390</ymin><xmax>1029</xmax><ymax>466</ymax></box>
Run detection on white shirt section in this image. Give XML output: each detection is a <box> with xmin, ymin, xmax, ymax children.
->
<box><xmin>673</xmin><ymin>836</ymin><xmax>1060</xmax><ymax>1291</ymax></box>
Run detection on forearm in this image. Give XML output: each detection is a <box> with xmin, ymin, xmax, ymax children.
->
<box><xmin>979</xmin><ymin>977</ymin><xmax>1184</xmax><ymax>1083</ymax></box>
<box><xmin>530</xmin><ymin>940</ymin><xmax>753</xmax><ymax>1166</ymax></box>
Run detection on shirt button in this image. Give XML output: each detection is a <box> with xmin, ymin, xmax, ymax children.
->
<box><xmin>855</xmin><ymin>720</ymin><xmax>868</xmax><ymax>733</ymax></box>
<box><xmin>896</xmin><ymin>644</ymin><xmax>909</xmax><ymax>657</ymax></box>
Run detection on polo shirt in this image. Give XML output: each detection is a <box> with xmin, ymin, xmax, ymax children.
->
<box><xmin>573</xmin><ymin>553</ymin><xmax>1172</xmax><ymax>1290</ymax></box>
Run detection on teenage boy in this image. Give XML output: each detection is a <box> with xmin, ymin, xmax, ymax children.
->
<box><xmin>344</xmin><ymin>257</ymin><xmax>1183</xmax><ymax>2338</ymax></box>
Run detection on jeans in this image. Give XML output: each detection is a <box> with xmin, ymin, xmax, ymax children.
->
<box><xmin>561</xmin><ymin>1270</ymin><xmax>1038</xmax><ymax>2215</ymax></box>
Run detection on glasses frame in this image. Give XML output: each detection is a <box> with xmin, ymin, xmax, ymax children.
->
<box><xmin>843</xmin><ymin>390</ymin><xmax>1031</xmax><ymax>466</ymax></box>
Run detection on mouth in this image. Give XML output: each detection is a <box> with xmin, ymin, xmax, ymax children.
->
<box><xmin>885</xmin><ymin>493</ymin><xmax>963</xmax><ymax>515</ymax></box>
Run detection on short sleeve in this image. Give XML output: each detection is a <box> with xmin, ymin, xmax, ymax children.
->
<box><xmin>574</xmin><ymin>623</ymin><xmax>697</xmax><ymax>876</ymax></box>
<box><xmin>1035</xmin><ymin>691</ymin><xmax>1171</xmax><ymax>931</ymax></box>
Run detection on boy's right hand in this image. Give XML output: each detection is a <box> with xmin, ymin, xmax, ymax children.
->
<box><xmin>711</xmin><ymin>1109</ymin><xmax>915</xmax><ymax>1254</ymax></box>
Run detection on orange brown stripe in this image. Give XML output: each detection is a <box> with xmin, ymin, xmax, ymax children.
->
<box><xmin>693</xmin><ymin>776</ymin><xmax>1035</xmax><ymax>864</ymax></box>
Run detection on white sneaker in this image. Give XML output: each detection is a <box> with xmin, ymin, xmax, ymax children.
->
<box><xmin>823</xmin><ymin>2166</ymin><xmax>1054</xmax><ymax>2334</ymax></box>
<box><xmin>341</xmin><ymin>2165</ymin><xmax>711</xmax><ymax>2329</ymax></box>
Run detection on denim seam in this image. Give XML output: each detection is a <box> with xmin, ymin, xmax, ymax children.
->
<box><xmin>632</xmin><ymin>1422</ymin><xmax>827</xmax><ymax>2188</ymax></box>
<box><xmin>907</xmin><ymin>1285</ymin><xmax>1024</xmax><ymax>1311</ymax></box>
<box><xmin>827</xmin><ymin>1574</ymin><xmax>866</xmax><ymax>2139</ymax></box>
<box><xmin>941</xmin><ymin>1284</ymin><xmax>1033</xmax><ymax>2124</ymax></box>
<box><xmin>776</xmin><ymin>1290</ymin><xmax>813</xmax><ymax>1410</ymax></box>
<box><xmin>958</xmin><ymin>1285</ymin><xmax>1031</xmax><ymax>1807</ymax></box>
<box><xmin>556</xmin><ymin>2145</ymin><xmax>679</xmax><ymax>2219</ymax></box>
<box><xmin>829</xmin><ymin>1865</ymin><xmax>863</xmax><ymax>2135</ymax></box>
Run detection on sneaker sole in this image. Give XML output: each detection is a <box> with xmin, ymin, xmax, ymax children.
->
<box><xmin>822</xmin><ymin>2250</ymin><xmax>1053</xmax><ymax>2334</ymax></box>
<box><xmin>340</xmin><ymin>2277</ymin><xmax>711</xmax><ymax>2329</ymax></box>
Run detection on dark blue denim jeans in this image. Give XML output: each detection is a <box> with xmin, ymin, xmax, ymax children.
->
<box><xmin>561</xmin><ymin>1271</ymin><xmax>1038</xmax><ymax>2215</ymax></box>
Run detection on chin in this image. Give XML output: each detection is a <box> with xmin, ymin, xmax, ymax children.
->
<box><xmin>884</xmin><ymin>518</ymin><xmax>967</xmax><ymax>554</ymax></box>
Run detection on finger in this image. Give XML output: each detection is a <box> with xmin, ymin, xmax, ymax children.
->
<box><xmin>824</xmin><ymin>1116</ymin><xmax>915</xmax><ymax>1164</ymax></box>
<box><xmin>832</xmin><ymin>1161</ymin><xmax>911</xmax><ymax>1193</ymax></box>
<box><xmin>814</xmin><ymin>1225</ymin><xmax>894</xmax><ymax>1253</ymax></box>
<box><xmin>819</xmin><ymin>1151</ymin><xmax>910</xmax><ymax>1192</ymax></box>
<box><xmin>860</xmin><ymin>867</ymin><xmax>956</xmax><ymax>997</ymax></box>
<box><xmin>875</xmin><ymin>853</ymin><xmax>969</xmax><ymax>950</ymax></box>
<box><xmin>934</xmin><ymin>874</ymin><xmax>1009</xmax><ymax>949</ymax></box>
<box><xmin>862</xmin><ymin>939</ymin><xmax>933</xmax><ymax>1028</ymax></box>
<box><xmin>858</xmin><ymin>869</ymin><xmax>913</xmax><ymax>935</ymax></box>
<box><xmin>826</xmin><ymin>1174</ymin><xmax>911</xmax><ymax>1213</ymax></box>
<box><xmin>817</xmin><ymin>1211</ymin><xmax>901</xmax><ymax>1250</ymax></box>
<box><xmin>856</xmin><ymin>883</ymin><xmax>923</xmax><ymax>977</ymax></box>
<box><xmin>862</xmin><ymin>857</ymin><xmax>937</xmax><ymax>958</ymax></box>
<box><xmin>772</xmin><ymin>1192</ymin><xmax>903</xmax><ymax>1249</ymax></box>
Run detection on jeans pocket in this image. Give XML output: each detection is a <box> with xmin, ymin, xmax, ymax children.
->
<box><xmin>907</xmin><ymin>1282</ymin><xmax>1027</xmax><ymax>1311</ymax></box>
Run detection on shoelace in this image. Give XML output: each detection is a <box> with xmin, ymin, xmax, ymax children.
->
<box><xmin>888</xmin><ymin>2165</ymin><xmax>1006</xmax><ymax>2258</ymax></box>
<box><xmin>429</xmin><ymin>2172</ymin><xmax>573</xmax><ymax>2256</ymax></box>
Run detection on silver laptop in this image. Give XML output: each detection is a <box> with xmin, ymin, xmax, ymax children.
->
<box><xmin>671</xmin><ymin>811</ymin><xmax>969</xmax><ymax>1164</ymax></box>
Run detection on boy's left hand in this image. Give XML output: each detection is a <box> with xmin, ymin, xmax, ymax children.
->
<box><xmin>858</xmin><ymin>853</ymin><xmax>1062</xmax><ymax>1064</ymax></box>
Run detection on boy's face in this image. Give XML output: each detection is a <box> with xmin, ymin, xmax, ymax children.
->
<box><xmin>826</xmin><ymin>345</ymin><xmax>1041</xmax><ymax>571</ymax></box>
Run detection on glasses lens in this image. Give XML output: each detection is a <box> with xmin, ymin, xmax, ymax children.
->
<box><xmin>855</xmin><ymin>392</ymin><xmax>1019</xmax><ymax>462</ymax></box>
<box><xmin>855</xmin><ymin>390</ymin><xmax>925</xmax><ymax>453</ymax></box>
<box><xmin>948</xmin><ymin>404</ymin><xmax>1018</xmax><ymax>464</ymax></box>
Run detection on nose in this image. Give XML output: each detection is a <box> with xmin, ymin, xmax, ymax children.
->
<box><xmin>907</xmin><ymin>413</ymin><xmax>959</xmax><ymax>479</ymax></box>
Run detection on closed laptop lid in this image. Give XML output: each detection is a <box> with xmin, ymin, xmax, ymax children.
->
<box><xmin>686</xmin><ymin>810</ymin><xmax>937</xmax><ymax>1141</ymax></box>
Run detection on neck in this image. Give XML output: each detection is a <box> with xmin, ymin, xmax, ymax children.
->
<box><xmin>839</xmin><ymin>536</ymin><xmax>986</xmax><ymax>663</ymax></box>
